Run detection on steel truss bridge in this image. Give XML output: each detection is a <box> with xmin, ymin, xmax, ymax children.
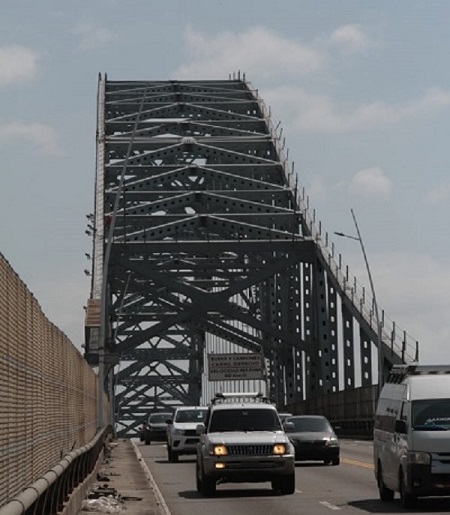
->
<box><xmin>84</xmin><ymin>75</ymin><xmax>418</xmax><ymax>437</ymax></box>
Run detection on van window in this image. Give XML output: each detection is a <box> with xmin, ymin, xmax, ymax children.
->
<box><xmin>375</xmin><ymin>397</ymin><xmax>401</xmax><ymax>432</ymax></box>
<box><xmin>412</xmin><ymin>399</ymin><xmax>450</xmax><ymax>430</ymax></box>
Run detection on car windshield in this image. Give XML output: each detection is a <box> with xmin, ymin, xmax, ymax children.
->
<box><xmin>149</xmin><ymin>413</ymin><xmax>171</xmax><ymax>423</ymax></box>
<box><xmin>412</xmin><ymin>399</ymin><xmax>450</xmax><ymax>430</ymax></box>
<box><xmin>287</xmin><ymin>417</ymin><xmax>331</xmax><ymax>432</ymax></box>
<box><xmin>175</xmin><ymin>409</ymin><xmax>208</xmax><ymax>423</ymax></box>
<box><xmin>209</xmin><ymin>408</ymin><xmax>282</xmax><ymax>432</ymax></box>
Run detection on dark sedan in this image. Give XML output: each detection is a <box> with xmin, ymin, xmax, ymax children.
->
<box><xmin>144</xmin><ymin>412</ymin><xmax>173</xmax><ymax>445</ymax></box>
<box><xmin>284</xmin><ymin>415</ymin><xmax>340</xmax><ymax>465</ymax></box>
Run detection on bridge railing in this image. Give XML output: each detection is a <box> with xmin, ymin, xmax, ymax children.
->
<box><xmin>251</xmin><ymin>84</ymin><xmax>418</xmax><ymax>364</ymax></box>
<box><xmin>286</xmin><ymin>384</ymin><xmax>378</xmax><ymax>439</ymax></box>
<box><xmin>0</xmin><ymin>253</ymin><xmax>108</xmax><ymax>509</ymax></box>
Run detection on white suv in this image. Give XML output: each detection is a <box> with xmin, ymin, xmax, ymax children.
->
<box><xmin>166</xmin><ymin>406</ymin><xmax>208</xmax><ymax>462</ymax></box>
<box><xmin>196</xmin><ymin>392</ymin><xmax>295</xmax><ymax>496</ymax></box>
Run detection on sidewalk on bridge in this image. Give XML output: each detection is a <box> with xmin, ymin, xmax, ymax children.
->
<box><xmin>77</xmin><ymin>439</ymin><xmax>169</xmax><ymax>515</ymax></box>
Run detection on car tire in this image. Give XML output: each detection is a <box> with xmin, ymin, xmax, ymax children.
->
<box><xmin>273</xmin><ymin>473</ymin><xmax>295</xmax><ymax>495</ymax></box>
<box><xmin>200</xmin><ymin>466</ymin><xmax>216</xmax><ymax>497</ymax></box>
<box><xmin>196</xmin><ymin>461</ymin><xmax>202</xmax><ymax>492</ymax></box>
<box><xmin>399</xmin><ymin>469</ymin><xmax>415</xmax><ymax>509</ymax></box>
<box><xmin>332</xmin><ymin>456</ymin><xmax>340</xmax><ymax>466</ymax></box>
<box><xmin>145</xmin><ymin>438</ymin><xmax>151</xmax><ymax>445</ymax></box>
<box><xmin>168</xmin><ymin>446</ymin><xmax>179</xmax><ymax>463</ymax></box>
<box><xmin>377</xmin><ymin>464</ymin><xmax>394</xmax><ymax>502</ymax></box>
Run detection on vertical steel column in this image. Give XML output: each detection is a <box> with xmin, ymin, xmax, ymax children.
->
<box><xmin>341</xmin><ymin>303</ymin><xmax>355</xmax><ymax>389</ymax></box>
<box><xmin>359</xmin><ymin>327</ymin><xmax>373</xmax><ymax>387</ymax></box>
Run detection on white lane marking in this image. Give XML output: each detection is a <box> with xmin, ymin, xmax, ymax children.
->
<box><xmin>319</xmin><ymin>501</ymin><xmax>341</xmax><ymax>511</ymax></box>
<box><xmin>132</xmin><ymin>440</ymin><xmax>172</xmax><ymax>515</ymax></box>
<box><xmin>295</xmin><ymin>489</ymin><xmax>303</xmax><ymax>493</ymax></box>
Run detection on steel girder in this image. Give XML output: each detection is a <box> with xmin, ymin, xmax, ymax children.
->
<box><xmin>84</xmin><ymin>76</ymin><xmax>418</xmax><ymax>437</ymax></box>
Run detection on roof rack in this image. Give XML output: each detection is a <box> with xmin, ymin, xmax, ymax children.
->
<box><xmin>211</xmin><ymin>392</ymin><xmax>271</xmax><ymax>405</ymax></box>
<box><xmin>387</xmin><ymin>363</ymin><xmax>450</xmax><ymax>383</ymax></box>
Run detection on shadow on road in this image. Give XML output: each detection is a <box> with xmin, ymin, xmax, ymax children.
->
<box><xmin>349</xmin><ymin>497</ymin><xmax>450</xmax><ymax>513</ymax></box>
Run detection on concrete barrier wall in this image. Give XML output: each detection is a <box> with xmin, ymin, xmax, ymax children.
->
<box><xmin>285</xmin><ymin>384</ymin><xmax>379</xmax><ymax>438</ymax></box>
<box><xmin>0</xmin><ymin>253</ymin><xmax>106</xmax><ymax>508</ymax></box>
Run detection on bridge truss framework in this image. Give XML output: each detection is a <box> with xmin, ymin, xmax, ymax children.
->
<box><xmin>84</xmin><ymin>76</ymin><xmax>418</xmax><ymax>437</ymax></box>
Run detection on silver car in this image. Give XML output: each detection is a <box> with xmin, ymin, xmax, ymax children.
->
<box><xmin>166</xmin><ymin>406</ymin><xmax>208</xmax><ymax>462</ymax></box>
<box><xmin>196</xmin><ymin>393</ymin><xmax>295</xmax><ymax>496</ymax></box>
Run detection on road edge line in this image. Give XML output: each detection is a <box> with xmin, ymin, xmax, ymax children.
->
<box><xmin>131</xmin><ymin>440</ymin><xmax>172</xmax><ymax>515</ymax></box>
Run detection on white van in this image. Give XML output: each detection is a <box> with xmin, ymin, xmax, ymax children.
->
<box><xmin>373</xmin><ymin>364</ymin><xmax>450</xmax><ymax>508</ymax></box>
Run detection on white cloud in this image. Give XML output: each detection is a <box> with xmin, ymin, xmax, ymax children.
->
<box><xmin>0</xmin><ymin>45</ymin><xmax>39</xmax><ymax>86</ymax></box>
<box><xmin>0</xmin><ymin>121</ymin><xmax>62</xmax><ymax>156</ymax></box>
<box><xmin>176</xmin><ymin>26</ymin><xmax>324</xmax><ymax>79</ymax></box>
<box><xmin>348</xmin><ymin>167</ymin><xmax>391</xmax><ymax>198</ymax></box>
<box><xmin>335</xmin><ymin>248</ymin><xmax>450</xmax><ymax>363</ymax></box>
<box><xmin>423</xmin><ymin>183</ymin><xmax>450</xmax><ymax>205</ymax></box>
<box><xmin>307</xmin><ymin>176</ymin><xmax>327</xmax><ymax>201</ymax></box>
<box><xmin>418</xmin><ymin>87</ymin><xmax>450</xmax><ymax>110</ymax></box>
<box><xmin>330</xmin><ymin>24</ymin><xmax>371</xmax><ymax>52</ymax></box>
<box><xmin>374</xmin><ymin>251</ymin><xmax>450</xmax><ymax>363</ymax></box>
<box><xmin>264</xmin><ymin>86</ymin><xmax>450</xmax><ymax>134</ymax></box>
<box><xmin>74</xmin><ymin>23</ymin><xmax>114</xmax><ymax>52</ymax></box>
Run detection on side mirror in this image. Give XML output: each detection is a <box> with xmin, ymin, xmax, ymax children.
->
<box><xmin>196</xmin><ymin>423</ymin><xmax>206</xmax><ymax>435</ymax></box>
<box><xmin>395</xmin><ymin>419</ymin><xmax>407</xmax><ymax>434</ymax></box>
<box><xmin>283</xmin><ymin>421</ymin><xmax>295</xmax><ymax>432</ymax></box>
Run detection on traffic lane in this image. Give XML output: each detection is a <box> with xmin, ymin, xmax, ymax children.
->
<box><xmin>139</xmin><ymin>440</ymin><xmax>450</xmax><ymax>514</ymax></box>
<box><xmin>336</xmin><ymin>439</ymin><xmax>450</xmax><ymax>513</ymax></box>
<box><xmin>340</xmin><ymin>439</ymin><xmax>374</xmax><ymax>462</ymax></box>
<box><xmin>140</xmin><ymin>443</ymin><xmax>318</xmax><ymax>515</ymax></box>
<box><xmin>139</xmin><ymin>441</ymin><xmax>376</xmax><ymax>515</ymax></box>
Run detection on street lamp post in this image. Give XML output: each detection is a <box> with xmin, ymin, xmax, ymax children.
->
<box><xmin>335</xmin><ymin>208</ymin><xmax>384</xmax><ymax>391</ymax></box>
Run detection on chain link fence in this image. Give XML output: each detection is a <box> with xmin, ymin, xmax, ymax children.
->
<box><xmin>0</xmin><ymin>253</ymin><xmax>105</xmax><ymax>508</ymax></box>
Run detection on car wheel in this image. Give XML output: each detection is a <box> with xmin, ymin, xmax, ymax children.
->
<box><xmin>273</xmin><ymin>473</ymin><xmax>295</xmax><ymax>495</ymax></box>
<box><xmin>196</xmin><ymin>461</ymin><xmax>202</xmax><ymax>492</ymax></box>
<box><xmin>377</xmin><ymin>463</ymin><xmax>394</xmax><ymax>502</ymax></box>
<box><xmin>200</xmin><ymin>465</ymin><xmax>216</xmax><ymax>497</ymax></box>
<box><xmin>145</xmin><ymin>438</ymin><xmax>151</xmax><ymax>445</ymax></box>
<box><xmin>168</xmin><ymin>446</ymin><xmax>179</xmax><ymax>463</ymax></box>
<box><xmin>399</xmin><ymin>469</ymin><xmax>416</xmax><ymax>509</ymax></box>
<box><xmin>332</xmin><ymin>456</ymin><xmax>340</xmax><ymax>466</ymax></box>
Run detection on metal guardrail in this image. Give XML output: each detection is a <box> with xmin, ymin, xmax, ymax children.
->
<box><xmin>0</xmin><ymin>428</ymin><xmax>112</xmax><ymax>515</ymax></box>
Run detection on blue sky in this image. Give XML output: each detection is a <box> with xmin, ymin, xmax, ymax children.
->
<box><xmin>1</xmin><ymin>0</ymin><xmax>449</xmax><ymax>363</ymax></box>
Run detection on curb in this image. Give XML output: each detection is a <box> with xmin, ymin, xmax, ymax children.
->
<box><xmin>131</xmin><ymin>441</ymin><xmax>172</xmax><ymax>515</ymax></box>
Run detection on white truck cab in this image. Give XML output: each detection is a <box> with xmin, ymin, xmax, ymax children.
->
<box><xmin>374</xmin><ymin>364</ymin><xmax>450</xmax><ymax>508</ymax></box>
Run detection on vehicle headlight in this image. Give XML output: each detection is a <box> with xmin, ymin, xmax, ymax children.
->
<box><xmin>273</xmin><ymin>444</ymin><xmax>286</xmax><ymax>455</ymax></box>
<box><xmin>212</xmin><ymin>445</ymin><xmax>228</xmax><ymax>456</ymax></box>
<box><xmin>174</xmin><ymin>428</ymin><xmax>185</xmax><ymax>435</ymax></box>
<box><xmin>325</xmin><ymin>438</ymin><xmax>339</xmax><ymax>447</ymax></box>
<box><xmin>408</xmin><ymin>451</ymin><xmax>431</xmax><ymax>465</ymax></box>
